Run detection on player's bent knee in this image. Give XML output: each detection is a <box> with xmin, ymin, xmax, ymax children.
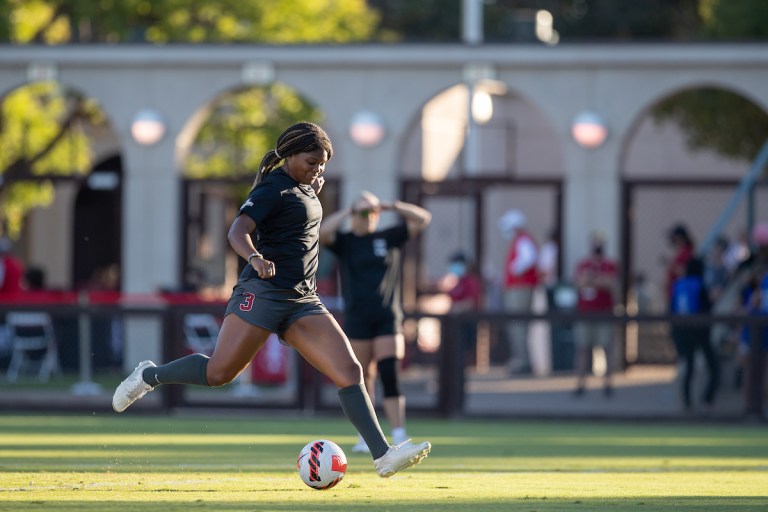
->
<box><xmin>334</xmin><ymin>360</ymin><xmax>364</xmax><ymax>388</ymax></box>
<box><xmin>205</xmin><ymin>366</ymin><xmax>238</xmax><ymax>387</ymax></box>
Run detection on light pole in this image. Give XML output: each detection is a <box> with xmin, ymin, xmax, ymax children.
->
<box><xmin>462</xmin><ymin>0</ymin><xmax>484</xmax><ymax>45</ymax></box>
<box><xmin>461</xmin><ymin>0</ymin><xmax>491</xmax><ymax>176</ymax></box>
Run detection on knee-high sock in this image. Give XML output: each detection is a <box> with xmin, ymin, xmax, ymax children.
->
<box><xmin>142</xmin><ymin>354</ymin><xmax>210</xmax><ymax>387</ymax></box>
<box><xmin>338</xmin><ymin>383</ymin><xmax>389</xmax><ymax>459</ymax></box>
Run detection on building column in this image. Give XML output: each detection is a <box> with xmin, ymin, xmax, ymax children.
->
<box><xmin>562</xmin><ymin>141</ymin><xmax>622</xmax><ymax>280</ymax></box>
<box><xmin>120</xmin><ymin>137</ymin><xmax>179</xmax><ymax>369</ymax></box>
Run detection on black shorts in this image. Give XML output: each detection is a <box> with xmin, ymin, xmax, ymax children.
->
<box><xmin>343</xmin><ymin>310</ymin><xmax>402</xmax><ymax>340</ymax></box>
<box><xmin>225</xmin><ymin>279</ymin><xmax>328</xmax><ymax>336</ymax></box>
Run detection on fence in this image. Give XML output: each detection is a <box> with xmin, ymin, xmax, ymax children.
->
<box><xmin>0</xmin><ymin>297</ymin><xmax>765</xmax><ymax>421</ymax></box>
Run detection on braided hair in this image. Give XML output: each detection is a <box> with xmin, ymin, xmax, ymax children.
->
<box><xmin>252</xmin><ymin>121</ymin><xmax>333</xmax><ymax>188</ymax></box>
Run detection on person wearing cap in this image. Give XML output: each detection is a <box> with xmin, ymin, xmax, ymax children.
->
<box><xmin>498</xmin><ymin>209</ymin><xmax>539</xmax><ymax>375</ymax></box>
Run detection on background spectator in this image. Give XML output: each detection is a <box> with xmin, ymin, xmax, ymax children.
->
<box><xmin>445</xmin><ymin>252</ymin><xmax>483</xmax><ymax>314</ymax></box>
<box><xmin>664</xmin><ymin>224</ymin><xmax>694</xmax><ymax>303</ymax></box>
<box><xmin>572</xmin><ymin>233</ymin><xmax>618</xmax><ymax>397</ymax></box>
<box><xmin>497</xmin><ymin>209</ymin><xmax>539</xmax><ymax>375</ymax></box>
<box><xmin>670</xmin><ymin>257</ymin><xmax>719</xmax><ymax>414</ymax></box>
<box><xmin>444</xmin><ymin>252</ymin><xmax>483</xmax><ymax>366</ymax></box>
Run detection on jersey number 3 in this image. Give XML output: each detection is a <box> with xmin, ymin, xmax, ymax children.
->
<box><xmin>239</xmin><ymin>292</ymin><xmax>255</xmax><ymax>312</ymax></box>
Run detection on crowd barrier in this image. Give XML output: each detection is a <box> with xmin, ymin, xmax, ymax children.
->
<box><xmin>0</xmin><ymin>293</ymin><xmax>765</xmax><ymax>420</ymax></box>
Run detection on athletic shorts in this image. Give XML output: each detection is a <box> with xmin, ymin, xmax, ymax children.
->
<box><xmin>343</xmin><ymin>310</ymin><xmax>402</xmax><ymax>340</ymax></box>
<box><xmin>225</xmin><ymin>279</ymin><xmax>328</xmax><ymax>336</ymax></box>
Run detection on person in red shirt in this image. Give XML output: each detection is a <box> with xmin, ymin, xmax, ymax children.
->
<box><xmin>447</xmin><ymin>252</ymin><xmax>483</xmax><ymax>314</ymax></box>
<box><xmin>573</xmin><ymin>233</ymin><xmax>618</xmax><ymax>397</ymax></box>
<box><xmin>443</xmin><ymin>252</ymin><xmax>484</xmax><ymax>366</ymax></box>
<box><xmin>498</xmin><ymin>209</ymin><xmax>539</xmax><ymax>375</ymax></box>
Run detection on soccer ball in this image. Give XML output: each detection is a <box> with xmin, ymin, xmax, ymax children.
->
<box><xmin>297</xmin><ymin>439</ymin><xmax>347</xmax><ymax>490</ymax></box>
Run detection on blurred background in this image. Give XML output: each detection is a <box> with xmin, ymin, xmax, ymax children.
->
<box><xmin>0</xmin><ymin>0</ymin><xmax>767</xmax><ymax>421</ymax></box>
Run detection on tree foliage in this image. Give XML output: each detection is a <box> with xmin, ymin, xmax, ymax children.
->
<box><xmin>0</xmin><ymin>82</ymin><xmax>101</xmax><ymax>237</ymax></box>
<box><xmin>699</xmin><ymin>0</ymin><xmax>768</xmax><ymax>39</ymax></box>
<box><xmin>652</xmin><ymin>88</ymin><xmax>768</xmax><ymax>161</ymax></box>
<box><xmin>1</xmin><ymin>0</ymin><xmax>378</xmax><ymax>44</ymax></box>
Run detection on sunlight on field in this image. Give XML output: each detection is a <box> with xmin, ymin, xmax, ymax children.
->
<box><xmin>0</xmin><ymin>415</ymin><xmax>766</xmax><ymax>511</ymax></box>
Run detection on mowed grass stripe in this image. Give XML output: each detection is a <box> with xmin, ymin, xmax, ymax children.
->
<box><xmin>0</xmin><ymin>414</ymin><xmax>766</xmax><ymax>511</ymax></box>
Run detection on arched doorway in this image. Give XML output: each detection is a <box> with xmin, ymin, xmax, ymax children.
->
<box><xmin>73</xmin><ymin>155</ymin><xmax>122</xmax><ymax>290</ymax></box>
<box><xmin>621</xmin><ymin>85</ymin><xmax>768</xmax><ymax>365</ymax></box>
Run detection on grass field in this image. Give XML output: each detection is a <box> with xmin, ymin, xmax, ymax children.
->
<box><xmin>0</xmin><ymin>413</ymin><xmax>766</xmax><ymax>511</ymax></box>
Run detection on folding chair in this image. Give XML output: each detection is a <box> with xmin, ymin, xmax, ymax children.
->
<box><xmin>183</xmin><ymin>314</ymin><xmax>220</xmax><ymax>355</ymax></box>
<box><xmin>6</xmin><ymin>312</ymin><xmax>59</xmax><ymax>382</ymax></box>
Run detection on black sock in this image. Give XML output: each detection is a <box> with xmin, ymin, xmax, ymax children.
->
<box><xmin>338</xmin><ymin>383</ymin><xmax>389</xmax><ymax>459</ymax></box>
<box><xmin>142</xmin><ymin>354</ymin><xmax>210</xmax><ymax>387</ymax></box>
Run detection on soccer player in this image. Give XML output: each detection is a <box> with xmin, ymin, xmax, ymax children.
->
<box><xmin>112</xmin><ymin>122</ymin><xmax>430</xmax><ymax>478</ymax></box>
<box><xmin>320</xmin><ymin>191</ymin><xmax>431</xmax><ymax>453</ymax></box>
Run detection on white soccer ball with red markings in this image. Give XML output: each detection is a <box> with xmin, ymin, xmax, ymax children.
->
<box><xmin>297</xmin><ymin>439</ymin><xmax>347</xmax><ymax>490</ymax></box>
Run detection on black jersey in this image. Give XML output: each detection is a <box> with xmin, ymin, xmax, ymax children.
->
<box><xmin>328</xmin><ymin>224</ymin><xmax>409</xmax><ymax>316</ymax></box>
<box><xmin>237</xmin><ymin>167</ymin><xmax>322</xmax><ymax>295</ymax></box>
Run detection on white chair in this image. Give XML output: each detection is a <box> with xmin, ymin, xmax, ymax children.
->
<box><xmin>183</xmin><ymin>314</ymin><xmax>220</xmax><ymax>355</ymax></box>
<box><xmin>6</xmin><ymin>312</ymin><xmax>59</xmax><ymax>382</ymax></box>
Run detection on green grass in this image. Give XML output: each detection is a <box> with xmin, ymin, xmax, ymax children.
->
<box><xmin>0</xmin><ymin>414</ymin><xmax>767</xmax><ymax>511</ymax></box>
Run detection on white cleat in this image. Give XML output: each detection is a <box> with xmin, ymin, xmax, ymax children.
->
<box><xmin>112</xmin><ymin>360</ymin><xmax>156</xmax><ymax>412</ymax></box>
<box><xmin>374</xmin><ymin>440</ymin><xmax>431</xmax><ymax>478</ymax></box>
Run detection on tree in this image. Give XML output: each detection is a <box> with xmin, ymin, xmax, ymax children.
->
<box><xmin>0</xmin><ymin>0</ymin><xmax>378</xmax><ymax>44</ymax></box>
<box><xmin>0</xmin><ymin>82</ymin><xmax>102</xmax><ymax>238</ymax></box>
<box><xmin>699</xmin><ymin>0</ymin><xmax>768</xmax><ymax>40</ymax></box>
<box><xmin>652</xmin><ymin>88</ymin><xmax>768</xmax><ymax>161</ymax></box>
